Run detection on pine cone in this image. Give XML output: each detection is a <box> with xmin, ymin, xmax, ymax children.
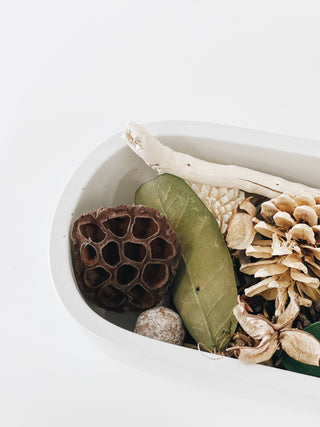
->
<box><xmin>186</xmin><ymin>181</ymin><xmax>245</xmax><ymax>233</ymax></box>
<box><xmin>239</xmin><ymin>193</ymin><xmax>320</xmax><ymax>316</ymax></box>
<box><xmin>71</xmin><ymin>205</ymin><xmax>181</xmax><ymax>312</ymax></box>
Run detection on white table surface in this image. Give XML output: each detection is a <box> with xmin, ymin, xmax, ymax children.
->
<box><xmin>2</xmin><ymin>1</ymin><xmax>320</xmax><ymax>425</ymax></box>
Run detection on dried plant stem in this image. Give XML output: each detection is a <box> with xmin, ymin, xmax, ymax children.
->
<box><xmin>123</xmin><ymin>121</ymin><xmax>320</xmax><ymax>199</ymax></box>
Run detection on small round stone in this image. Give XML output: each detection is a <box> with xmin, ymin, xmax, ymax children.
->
<box><xmin>134</xmin><ymin>306</ymin><xmax>185</xmax><ymax>345</ymax></box>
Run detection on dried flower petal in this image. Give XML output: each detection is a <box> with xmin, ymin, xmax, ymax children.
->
<box><xmin>312</xmin><ymin>225</ymin><xmax>320</xmax><ymax>233</ymax></box>
<box><xmin>275</xmin><ymin>292</ymin><xmax>300</xmax><ymax>328</ymax></box>
<box><xmin>271</xmin><ymin>234</ymin><xmax>292</xmax><ymax>256</ymax></box>
<box><xmin>281</xmin><ymin>254</ymin><xmax>308</xmax><ymax>274</ymax></box>
<box><xmin>275</xmin><ymin>288</ymin><xmax>289</xmax><ymax>318</ymax></box>
<box><xmin>226</xmin><ymin>213</ymin><xmax>255</xmax><ymax>250</ymax></box>
<box><xmin>273</xmin><ymin>211</ymin><xmax>295</xmax><ymax>229</ymax></box>
<box><xmin>295</xmin><ymin>194</ymin><xmax>316</xmax><ymax>207</ymax></box>
<box><xmin>261</xmin><ymin>201</ymin><xmax>279</xmax><ymax>222</ymax></box>
<box><xmin>290</xmin><ymin>224</ymin><xmax>316</xmax><ymax>245</ymax></box>
<box><xmin>232</xmin><ymin>295</ymin><xmax>320</xmax><ymax>366</ymax></box>
<box><xmin>246</xmin><ymin>244</ymin><xmax>273</xmax><ymax>259</ymax></box>
<box><xmin>293</xmin><ymin>205</ymin><xmax>318</xmax><ymax>226</ymax></box>
<box><xmin>237</xmin><ymin>336</ymin><xmax>278</xmax><ymax>364</ymax></box>
<box><xmin>239</xmin><ymin>198</ymin><xmax>256</xmax><ymax>217</ymax></box>
<box><xmin>254</xmin><ymin>221</ymin><xmax>285</xmax><ymax>239</ymax></box>
<box><xmin>280</xmin><ymin>329</ymin><xmax>320</xmax><ymax>366</ymax></box>
<box><xmin>244</xmin><ymin>277</ymin><xmax>275</xmax><ymax>297</ymax></box>
<box><xmin>273</xmin><ymin>194</ymin><xmax>297</xmax><ymax>214</ymax></box>
<box><xmin>240</xmin><ymin>258</ymin><xmax>278</xmax><ymax>275</ymax></box>
<box><xmin>233</xmin><ymin>298</ymin><xmax>274</xmax><ymax>340</ymax></box>
<box><xmin>231</xmin><ymin>295</ymin><xmax>320</xmax><ymax>365</ymax></box>
<box><xmin>296</xmin><ymin>292</ymin><xmax>313</xmax><ymax>308</ymax></box>
<box><xmin>290</xmin><ymin>269</ymin><xmax>319</xmax><ymax>287</ymax></box>
<box><xmin>254</xmin><ymin>263</ymin><xmax>288</xmax><ymax>278</ymax></box>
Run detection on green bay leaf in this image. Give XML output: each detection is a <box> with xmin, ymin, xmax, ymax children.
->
<box><xmin>135</xmin><ymin>173</ymin><xmax>237</xmax><ymax>350</ymax></box>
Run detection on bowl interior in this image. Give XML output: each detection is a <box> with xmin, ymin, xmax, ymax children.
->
<box><xmin>69</xmin><ymin>132</ymin><xmax>320</xmax><ymax>332</ymax></box>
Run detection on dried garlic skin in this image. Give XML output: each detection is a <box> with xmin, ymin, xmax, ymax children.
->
<box><xmin>186</xmin><ymin>182</ymin><xmax>245</xmax><ymax>234</ymax></box>
<box><xmin>240</xmin><ymin>193</ymin><xmax>320</xmax><ymax>315</ymax></box>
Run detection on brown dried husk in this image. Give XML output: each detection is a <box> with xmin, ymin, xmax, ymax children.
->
<box><xmin>71</xmin><ymin>205</ymin><xmax>181</xmax><ymax>311</ymax></box>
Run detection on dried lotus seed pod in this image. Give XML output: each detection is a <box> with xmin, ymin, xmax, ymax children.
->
<box><xmin>71</xmin><ymin>205</ymin><xmax>181</xmax><ymax>312</ymax></box>
<box><xmin>134</xmin><ymin>306</ymin><xmax>185</xmax><ymax>345</ymax></box>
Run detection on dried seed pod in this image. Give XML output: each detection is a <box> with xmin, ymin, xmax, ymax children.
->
<box><xmin>239</xmin><ymin>193</ymin><xmax>320</xmax><ymax>316</ymax></box>
<box><xmin>229</xmin><ymin>295</ymin><xmax>320</xmax><ymax>366</ymax></box>
<box><xmin>71</xmin><ymin>205</ymin><xmax>182</xmax><ymax>311</ymax></box>
<box><xmin>225</xmin><ymin>198</ymin><xmax>256</xmax><ymax>250</ymax></box>
<box><xmin>134</xmin><ymin>306</ymin><xmax>185</xmax><ymax>345</ymax></box>
<box><xmin>186</xmin><ymin>182</ymin><xmax>245</xmax><ymax>234</ymax></box>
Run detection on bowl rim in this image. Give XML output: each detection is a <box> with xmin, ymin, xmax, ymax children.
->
<box><xmin>49</xmin><ymin>120</ymin><xmax>320</xmax><ymax>395</ymax></box>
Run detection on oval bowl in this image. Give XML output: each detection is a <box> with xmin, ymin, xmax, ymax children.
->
<box><xmin>50</xmin><ymin>121</ymin><xmax>320</xmax><ymax>400</ymax></box>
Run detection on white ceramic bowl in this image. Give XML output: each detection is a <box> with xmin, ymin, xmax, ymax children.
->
<box><xmin>50</xmin><ymin>121</ymin><xmax>320</xmax><ymax>403</ymax></box>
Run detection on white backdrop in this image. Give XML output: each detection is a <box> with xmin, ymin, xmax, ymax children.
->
<box><xmin>2</xmin><ymin>1</ymin><xmax>320</xmax><ymax>426</ymax></box>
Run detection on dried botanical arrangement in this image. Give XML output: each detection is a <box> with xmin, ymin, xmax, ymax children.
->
<box><xmin>70</xmin><ymin>121</ymin><xmax>320</xmax><ymax>378</ymax></box>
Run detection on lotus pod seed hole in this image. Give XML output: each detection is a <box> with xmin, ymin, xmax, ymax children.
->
<box><xmin>132</xmin><ymin>217</ymin><xmax>159</xmax><ymax>239</ymax></box>
<box><xmin>143</xmin><ymin>263</ymin><xmax>168</xmax><ymax>289</ymax></box>
<box><xmin>80</xmin><ymin>244</ymin><xmax>98</xmax><ymax>266</ymax></box>
<box><xmin>150</xmin><ymin>237</ymin><xmax>174</xmax><ymax>259</ymax></box>
<box><xmin>124</xmin><ymin>242</ymin><xmax>146</xmax><ymax>262</ymax></box>
<box><xmin>99</xmin><ymin>285</ymin><xmax>125</xmax><ymax>308</ymax></box>
<box><xmin>102</xmin><ymin>241</ymin><xmax>120</xmax><ymax>266</ymax></box>
<box><xmin>80</xmin><ymin>223</ymin><xmax>105</xmax><ymax>242</ymax></box>
<box><xmin>130</xmin><ymin>285</ymin><xmax>154</xmax><ymax>309</ymax></box>
<box><xmin>84</xmin><ymin>267</ymin><xmax>110</xmax><ymax>288</ymax></box>
<box><xmin>103</xmin><ymin>215</ymin><xmax>130</xmax><ymax>237</ymax></box>
<box><xmin>116</xmin><ymin>264</ymin><xmax>139</xmax><ymax>285</ymax></box>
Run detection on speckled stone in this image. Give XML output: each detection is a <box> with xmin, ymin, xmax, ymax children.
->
<box><xmin>134</xmin><ymin>306</ymin><xmax>185</xmax><ymax>345</ymax></box>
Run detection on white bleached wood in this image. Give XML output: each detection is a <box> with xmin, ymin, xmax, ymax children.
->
<box><xmin>122</xmin><ymin>122</ymin><xmax>320</xmax><ymax>199</ymax></box>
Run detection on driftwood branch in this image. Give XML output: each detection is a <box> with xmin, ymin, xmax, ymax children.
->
<box><xmin>122</xmin><ymin>121</ymin><xmax>320</xmax><ymax>199</ymax></box>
